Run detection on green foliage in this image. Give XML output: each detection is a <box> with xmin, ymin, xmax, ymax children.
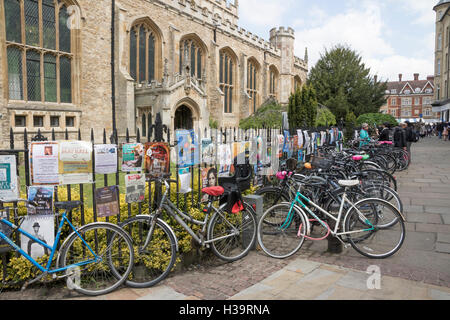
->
<box><xmin>308</xmin><ymin>44</ymin><xmax>387</xmax><ymax>120</ymax></box>
<box><xmin>239</xmin><ymin>103</ymin><xmax>285</xmax><ymax>129</ymax></box>
<box><xmin>209</xmin><ymin>117</ymin><xmax>219</xmax><ymax>129</ymax></box>
<box><xmin>288</xmin><ymin>84</ymin><xmax>318</xmax><ymax>129</ymax></box>
<box><xmin>316</xmin><ymin>108</ymin><xmax>337</xmax><ymax>127</ymax></box>
<box><xmin>356</xmin><ymin>113</ymin><xmax>398</xmax><ymax>127</ymax></box>
<box><xmin>345</xmin><ymin>111</ymin><xmax>357</xmax><ymax>142</ymax></box>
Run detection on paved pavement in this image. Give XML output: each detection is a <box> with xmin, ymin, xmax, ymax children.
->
<box><xmin>1</xmin><ymin>137</ymin><xmax>449</xmax><ymax>301</ymax></box>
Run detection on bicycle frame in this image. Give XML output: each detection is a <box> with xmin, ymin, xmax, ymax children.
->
<box><xmin>0</xmin><ymin>211</ymin><xmax>98</xmax><ymax>274</ymax></box>
<box><xmin>286</xmin><ymin>188</ymin><xmax>375</xmax><ymax>238</ymax></box>
<box><xmin>141</xmin><ymin>185</ymin><xmax>241</xmax><ymax>249</ymax></box>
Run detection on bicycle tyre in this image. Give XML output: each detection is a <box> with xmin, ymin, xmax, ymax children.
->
<box><xmin>255</xmin><ymin>186</ymin><xmax>291</xmax><ymax>212</ymax></box>
<box><xmin>59</xmin><ymin>222</ymin><xmax>134</xmax><ymax>296</ymax></box>
<box><xmin>344</xmin><ymin>198</ymin><xmax>405</xmax><ymax>259</ymax></box>
<box><xmin>257</xmin><ymin>203</ymin><xmax>308</xmax><ymax>259</ymax></box>
<box><xmin>207</xmin><ymin>202</ymin><xmax>257</xmax><ymax>262</ymax></box>
<box><xmin>119</xmin><ymin>215</ymin><xmax>177</xmax><ymax>288</ymax></box>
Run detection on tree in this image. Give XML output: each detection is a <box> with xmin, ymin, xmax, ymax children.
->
<box><xmin>356</xmin><ymin>113</ymin><xmax>398</xmax><ymax>128</ymax></box>
<box><xmin>287</xmin><ymin>84</ymin><xmax>318</xmax><ymax>131</ymax></box>
<box><xmin>316</xmin><ymin>108</ymin><xmax>337</xmax><ymax>127</ymax></box>
<box><xmin>345</xmin><ymin>111</ymin><xmax>357</xmax><ymax>142</ymax></box>
<box><xmin>239</xmin><ymin>103</ymin><xmax>285</xmax><ymax>129</ymax></box>
<box><xmin>308</xmin><ymin>45</ymin><xmax>387</xmax><ymax>120</ymax></box>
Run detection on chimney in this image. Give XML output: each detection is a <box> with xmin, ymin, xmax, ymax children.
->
<box><xmin>427</xmin><ymin>75</ymin><xmax>434</xmax><ymax>82</ymax></box>
<box><xmin>399</xmin><ymin>74</ymin><xmax>402</xmax><ymax>82</ymax></box>
<box><xmin>414</xmin><ymin>73</ymin><xmax>419</xmax><ymax>81</ymax></box>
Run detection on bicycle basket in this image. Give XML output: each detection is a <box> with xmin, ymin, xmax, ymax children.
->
<box><xmin>309</xmin><ymin>156</ymin><xmax>333</xmax><ymax>170</ymax></box>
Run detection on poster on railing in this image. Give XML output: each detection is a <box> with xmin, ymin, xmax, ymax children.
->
<box><xmin>175</xmin><ymin>129</ymin><xmax>199</xmax><ymax>167</ymax></box>
<box><xmin>217</xmin><ymin>144</ymin><xmax>232</xmax><ymax>177</ymax></box>
<box><xmin>95</xmin><ymin>185</ymin><xmax>120</xmax><ymax>218</ymax></box>
<box><xmin>27</xmin><ymin>186</ymin><xmax>54</xmax><ymax>215</ymax></box>
<box><xmin>20</xmin><ymin>215</ymin><xmax>54</xmax><ymax>259</ymax></box>
<box><xmin>125</xmin><ymin>174</ymin><xmax>146</xmax><ymax>203</ymax></box>
<box><xmin>0</xmin><ymin>155</ymin><xmax>19</xmax><ymax>201</ymax></box>
<box><xmin>201</xmin><ymin>167</ymin><xmax>217</xmax><ymax>202</ymax></box>
<box><xmin>178</xmin><ymin>167</ymin><xmax>191</xmax><ymax>194</ymax></box>
<box><xmin>143</xmin><ymin>142</ymin><xmax>170</xmax><ymax>178</ymax></box>
<box><xmin>201</xmin><ymin>138</ymin><xmax>216</xmax><ymax>165</ymax></box>
<box><xmin>58</xmin><ymin>141</ymin><xmax>93</xmax><ymax>185</ymax></box>
<box><xmin>29</xmin><ymin>142</ymin><xmax>59</xmax><ymax>185</ymax></box>
<box><xmin>276</xmin><ymin>135</ymin><xmax>284</xmax><ymax>158</ymax></box>
<box><xmin>94</xmin><ymin>144</ymin><xmax>118</xmax><ymax>174</ymax></box>
<box><xmin>122</xmin><ymin>143</ymin><xmax>144</xmax><ymax>172</ymax></box>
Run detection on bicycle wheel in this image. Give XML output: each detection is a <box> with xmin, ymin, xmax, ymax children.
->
<box><xmin>59</xmin><ymin>222</ymin><xmax>134</xmax><ymax>296</ymax></box>
<box><xmin>256</xmin><ymin>186</ymin><xmax>291</xmax><ymax>213</ymax></box>
<box><xmin>344</xmin><ymin>199</ymin><xmax>405</xmax><ymax>259</ymax></box>
<box><xmin>363</xmin><ymin>186</ymin><xmax>403</xmax><ymax>228</ymax></box>
<box><xmin>257</xmin><ymin>203</ymin><xmax>307</xmax><ymax>259</ymax></box>
<box><xmin>207</xmin><ymin>202</ymin><xmax>257</xmax><ymax>262</ymax></box>
<box><xmin>119</xmin><ymin>215</ymin><xmax>177</xmax><ymax>288</ymax></box>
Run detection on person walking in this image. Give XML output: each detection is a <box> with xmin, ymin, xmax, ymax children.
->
<box><xmin>404</xmin><ymin>121</ymin><xmax>415</xmax><ymax>163</ymax></box>
<box><xmin>437</xmin><ymin>122</ymin><xmax>444</xmax><ymax>139</ymax></box>
<box><xmin>394</xmin><ymin>123</ymin><xmax>407</xmax><ymax>151</ymax></box>
<box><xmin>444</xmin><ymin>124</ymin><xmax>449</xmax><ymax>141</ymax></box>
<box><xmin>359</xmin><ymin>123</ymin><xmax>370</xmax><ymax>148</ymax></box>
<box><xmin>379</xmin><ymin>123</ymin><xmax>391</xmax><ymax>142</ymax></box>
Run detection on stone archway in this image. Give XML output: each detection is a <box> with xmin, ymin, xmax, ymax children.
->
<box><xmin>174</xmin><ymin>105</ymin><xmax>193</xmax><ymax>130</ymax></box>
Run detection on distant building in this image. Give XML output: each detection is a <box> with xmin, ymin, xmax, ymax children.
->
<box><xmin>432</xmin><ymin>0</ymin><xmax>450</xmax><ymax>121</ymax></box>
<box><xmin>381</xmin><ymin>74</ymin><xmax>439</xmax><ymax>123</ymax></box>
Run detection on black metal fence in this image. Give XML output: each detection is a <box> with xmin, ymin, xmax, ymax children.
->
<box><xmin>0</xmin><ymin>112</ymin><xmax>344</xmax><ymax>282</ymax></box>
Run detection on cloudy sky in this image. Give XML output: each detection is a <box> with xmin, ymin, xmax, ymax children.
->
<box><xmin>238</xmin><ymin>0</ymin><xmax>436</xmax><ymax>82</ymax></box>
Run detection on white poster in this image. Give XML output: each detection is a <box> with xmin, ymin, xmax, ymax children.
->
<box><xmin>125</xmin><ymin>173</ymin><xmax>146</xmax><ymax>203</ymax></box>
<box><xmin>59</xmin><ymin>141</ymin><xmax>93</xmax><ymax>185</ymax></box>
<box><xmin>20</xmin><ymin>215</ymin><xmax>54</xmax><ymax>259</ymax></box>
<box><xmin>29</xmin><ymin>142</ymin><xmax>59</xmax><ymax>185</ymax></box>
<box><xmin>94</xmin><ymin>144</ymin><xmax>118</xmax><ymax>174</ymax></box>
<box><xmin>0</xmin><ymin>155</ymin><xmax>19</xmax><ymax>201</ymax></box>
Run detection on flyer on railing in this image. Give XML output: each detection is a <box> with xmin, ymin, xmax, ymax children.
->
<box><xmin>125</xmin><ymin>173</ymin><xmax>145</xmax><ymax>203</ymax></box>
<box><xmin>94</xmin><ymin>144</ymin><xmax>118</xmax><ymax>174</ymax></box>
<box><xmin>143</xmin><ymin>142</ymin><xmax>170</xmax><ymax>178</ymax></box>
<box><xmin>0</xmin><ymin>155</ymin><xmax>19</xmax><ymax>201</ymax></box>
<box><xmin>20</xmin><ymin>215</ymin><xmax>54</xmax><ymax>259</ymax></box>
<box><xmin>95</xmin><ymin>185</ymin><xmax>120</xmax><ymax>217</ymax></box>
<box><xmin>122</xmin><ymin>143</ymin><xmax>144</xmax><ymax>172</ymax></box>
<box><xmin>27</xmin><ymin>186</ymin><xmax>54</xmax><ymax>215</ymax></box>
<box><xmin>58</xmin><ymin>141</ymin><xmax>93</xmax><ymax>185</ymax></box>
<box><xmin>29</xmin><ymin>141</ymin><xmax>59</xmax><ymax>185</ymax></box>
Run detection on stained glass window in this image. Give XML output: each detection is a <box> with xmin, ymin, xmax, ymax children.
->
<box><xmin>148</xmin><ymin>34</ymin><xmax>155</xmax><ymax>81</ymax></box>
<box><xmin>44</xmin><ymin>54</ymin><xmax>57</xmax><ymax>102</ymax></box>
<box><xmin>247</xmin><ymin>60</ymin><xmax>259</xmax><ymax>114</ymax></box>
<box><xmin>7</xmin><ymin>46</ymin><xmax>23</xmax><ymax>100</ymax></box>
<box><xmin>5</xmin><ymin>0</ymin><xmax>21</xmax><ymax>43</ymax></box>
<box><xmin>25</xmin><ymin>0</ymin><xmax>39</xmax><ymax>46</ymax></box>
<box><xmin>139</xmin><ymin>26</ymin><xmax>146</xmax><ymax>83</ymax></box>
<box><xmin>219</xmin><ymin>50</ymin><xmax>234</xmax><ymax>113</ymax></box>
<box><xmin>129</xmin><ymin>23</ymin><xmax>157</xmax><ymax>83</ymax></box>
<box><xmin>60</xmin><ymin>56</ymin><xmax>71</xmax><ymax>103</ymax></box>
<box><xmin>130</xmin><ymin>28</ymin><xmax>137</xmax><ymax>80</ymax></box>
<box><xmin>42</xmin><ymin>0</ymin><xmax>56</xmax><ymax>49</ymax></box>
<box><xmin>26</xmin><ymin>50</ymin><xmax>41</xmax><ymax>101</ymax></box>
<box><xmin>180</xmin><ymin>39</ymin><xmax>203</xmax><ymax>79</ymax></box>
<box><xmin>59</xmin><ymin>5</ymin><xmax>71</xmax><ymax>53</ymax></box>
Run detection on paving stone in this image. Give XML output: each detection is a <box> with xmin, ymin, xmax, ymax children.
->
<box><xmin>442</xmin><ymin>215</ymin><xmax>450</xmax><ymax>225</ymax></box>
<box><xmin>437</xmin><ymin>233</ymin><xmax>450</xmax><ymax>243</ymax></box>
<box><xmin>284</xmin><ymin>258</ymin><xmax>321</xmax><ymax>274</ymax></box>
<box><xmin>429</xmin><ymin>288</ymin><xmax>450</xmax><ymax>300</ymax></box>
<box><xmin>424</xmin><ymin>207</ymin><xmax>450</xmax><ymax>214</ymax></box>
<box><xmin>335</xmin><ymin>270</ymin><xmax>371</xmax><ymax>291</ymax></box>
<box><xmin>136</xmin><ymin>285</ymin><xmax>188</xmax><ymax>300</ymax></box>
<box><xmin>412</xmin><ymin>198</ymin><xmax>450</xmax><ymax>207</ymax></box>
<box><xmin>403</xmin><ymin>205</ymin><xmax>424</xmax><ymax>214</ymax></box>
<box><xmin>406</xmin><ymin>213</ymin><xmax>443</xmax><ymax>224</ymax></box>
<box><xmin>403</xmin><ymin>232</ymin><xmax>436</xmax><ymax>251</ymax></box>
<box><xmin>416</xmin><ymin>224</ymin><xmax>450</xmax><ymax>234</ymax></box>
<box><xmin>435</xmin><ymin>242</ymin><xmax>450</xmax><ymax>254</ymax></box>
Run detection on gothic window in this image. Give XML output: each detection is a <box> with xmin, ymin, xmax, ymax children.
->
<box><xmin>247</xmin><ymin>58</ymin><xmax>259</xmax><ymax>114</ymax></box>
<box><xmin>179</xmin><ymin>38</ymin><xmax>203</xmax><ymax>80</ymax></box>
<box><xmin>129</xmin><ymin>21</ymin><xmax>159</xmax><ymax>83</ymax></box>
<box><xmin>269</xmin><ymin>66</ymin><xmax>279</xmax><ymax>100</ymax></box>
<box><xmin>3</xmin><ymin>0</ymin><xmax>76</xmax><ymax>103</ymax></box>
<box><xmin>219</xmin><ymin>49</ymin><xmax>235</xmax><ymax>113</ymax></box>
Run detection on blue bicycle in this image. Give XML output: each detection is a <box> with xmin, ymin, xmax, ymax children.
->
<box><xmin>0</xmin><ymin>198</ymin><xmax>134</xmax><ymax>296</ymax></box>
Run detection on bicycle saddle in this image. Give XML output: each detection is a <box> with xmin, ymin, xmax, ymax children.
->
<box><xmin>337</xmin><ymin>180</ymin><xmax>360</xmax><ymax>187</ymax></box>
<box><xmin>201</xmin><ymin>186</ymin><xmax>225</xmax><ymax>197</ymax></box>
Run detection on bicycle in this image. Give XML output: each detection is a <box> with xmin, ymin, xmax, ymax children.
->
<box><xmin>119</xmin><ymin>175</ymin><xmax>257</xmax><ymax>288</ymax></box>
<box><xmin>0</xmin><ymin>199</ymin><xmax>134</xmax><ymax>296</ymax></box>
<box><xmin>257</xmin><ymin>177</ymin><xmax>406</xmax><ymax>260</ymax></box>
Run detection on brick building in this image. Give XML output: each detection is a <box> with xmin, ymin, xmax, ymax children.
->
<box><xmin>380</xmin><ymin>73</ymin><xmax>439</xmax><ymax>123</ymax></box>
<box><xmin>0</xmin><ymin>0</ymin><xmax>308</xmax><ymax>147</ymax></box>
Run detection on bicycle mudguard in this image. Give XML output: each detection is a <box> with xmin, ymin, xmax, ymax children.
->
<box><xmin>278</xmin><ymin>202</ymin><xmax>312</xmax><ymax>236</ymax></box>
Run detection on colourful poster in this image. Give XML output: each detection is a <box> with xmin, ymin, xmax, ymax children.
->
<box><xmin>176</xmin><ymin>129</ymin><xmax>199</xmax><ymax>167</ymax></box>
<box><xmin>94</xmin><ymin>144</ymin><xmax>118</xmax><ymax>174</ymax></box>
<box><xmin>201</xmin><ymin>167</ymin><xmax>217</xmax><ymax>202</ymax></box>
<box><xmin>201</xmin><ymin>138</ymin><xmax>216</xmax><ymax>165</ymax></box>
<box><xmin>143</xmin><ymin>142</ymin><xmax>170</xmax><ymax>178</ymax></box>
<box><xmin>95</xmin><ymin>185</ymin><xmax>120</xmax><ymax>218</ymax></box>
<box><xmin>29</xmin><ymin>142</ymin><xmax>59</xmax><ymax>185</ymax></box>
<box><xmin>125</xmin><ymin>174</ymin><xmax>146</xmax><ymax>203</ymax></box>
<box><xmin>27</xmin><ymin>186</ymin><xmax>54</xmax><ymax>215</ymax></box>
<box><xmin>122</xmin><ymin>143</ymin><xmax>144</xmax><ymax>172</ymax></box>
<box><xmin>58</xmin><ymin>141</ymin><xmax>93</xmax><ymax>185</ymax></box>
<box><xmin>0</xmin><ymin>155</ymin><xmax>19</xmax><ymax>201</ymax></box>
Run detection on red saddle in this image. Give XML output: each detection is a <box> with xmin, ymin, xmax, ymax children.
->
<box><xmin>201</xmin><ymin>186</ymin><xmax>225</xmax><ymax>197</ymax></box>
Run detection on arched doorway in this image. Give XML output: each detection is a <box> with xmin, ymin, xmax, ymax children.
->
<box><xmin>174</xmin><ymin>105</ymin><xmax>193</xmax><ymax>130</ymax></box>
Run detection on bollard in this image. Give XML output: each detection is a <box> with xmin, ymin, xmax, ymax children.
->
<box><xmin>242</xmin><ymin>195</ymin><xmax>264</xmax><ymax>250</ymax></box>
<box><xmin>327</xmin><ymin>236</ymin><xmax>343</xmax><ymax>254</ymax></box>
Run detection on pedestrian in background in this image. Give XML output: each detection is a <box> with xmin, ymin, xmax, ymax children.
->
<box><xmin>443</xmin><ymin>124</ymin><xmax>449</xmax><ymax>141</ymax></box>
<box><xmin>379</xmin><ymin>123</ymin><xmax>391</xmax><ymax>142</ymax></box>
<box><xmin>359</xmin><ymin>123</ymin><xmax>370</xmax><ymax>147</ymax></box>
<box><xmin>394</xmin><ymin>123</ymin><xmax>407</xmax><ymax>151</ymax></box>
<box><xmin>437</xmin><ymin>122</ymin><xmax>444</xmax><ymax>139</ymax></box>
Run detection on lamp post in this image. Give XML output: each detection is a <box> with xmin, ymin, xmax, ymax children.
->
<box><xmin>111</xmin><ymin>0</ymin><xmax>116</xmax><ymax>135</ymax></box>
